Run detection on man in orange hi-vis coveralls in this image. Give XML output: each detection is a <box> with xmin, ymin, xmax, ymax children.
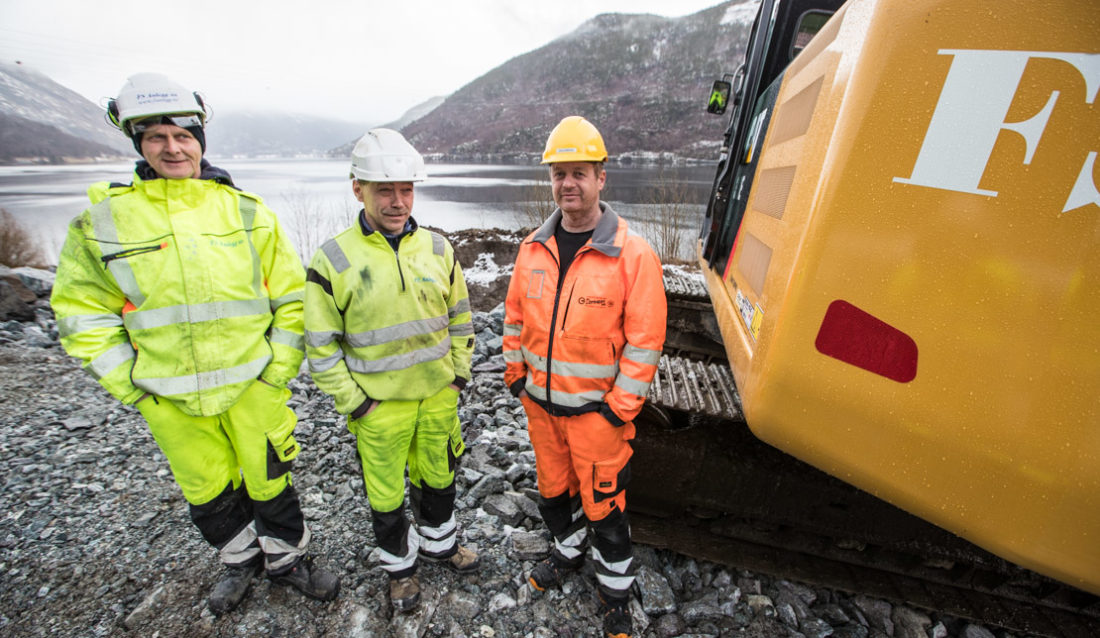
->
<box><xmin>503</xmin><ymin>116</ymin><xmax>667</xmax><ymax>638</ymax></box>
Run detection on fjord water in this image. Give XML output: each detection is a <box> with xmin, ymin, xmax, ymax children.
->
<box><xmin>0</xmin><ymin>158</ymin><xmax>714</xmax><ymax>263</ymax></box>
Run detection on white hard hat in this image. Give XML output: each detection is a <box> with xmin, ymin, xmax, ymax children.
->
<box><xmin>107</xmin><ymin>73</ymin><xmax>207</xmax><ymax>138</ymax></box>
<box><xmin>350</xmin><ymin>129</ymin><xmax>427</xmax><ymax>182</ymax></box>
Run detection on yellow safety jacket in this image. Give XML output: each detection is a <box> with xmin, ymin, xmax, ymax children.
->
<box><xmin>51</xmin><ymin>170</ymin><xmax>306</xmax><ymax>417</ymax></box>
<box><xmin>304</xmin><ymin>217</ymin><xmax>474</xmax><ymax>415</ymax></box>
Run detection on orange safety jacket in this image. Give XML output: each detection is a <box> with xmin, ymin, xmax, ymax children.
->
<box><xmin>503</xmin><ymin>203</ymin><xmax>666</xmax><ymax>425</ymax></box>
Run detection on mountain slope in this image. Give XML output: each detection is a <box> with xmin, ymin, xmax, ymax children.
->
<box><xmin>206</xmin><ymin>111</ymin><xmax>369</xmax><ymax>158</ymax></box>
<box><xmin>0</xmin><ymin>113</ymin><xmax>121</xmax><ymax>163</ymax></box>
<box><xmin>0</xmin><ymin>61</ymin><xmax>130</xmax><ymax>160</ymax></box>
<box><xmin>403</xmin><ymin>1</ymin><xmax>756</xmax><ymax>161</ymax></box>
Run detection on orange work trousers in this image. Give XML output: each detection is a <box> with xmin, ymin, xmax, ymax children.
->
<box><xmin>522</xmin><ymin>395</ymin><xmax>634</xmax><ymax>522</ymax></box>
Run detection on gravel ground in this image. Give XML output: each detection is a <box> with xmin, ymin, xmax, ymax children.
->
<box><xmin>0</xmin><ymin>258</ymin><xmax>1018</xmax><ymax>638</ymax></box>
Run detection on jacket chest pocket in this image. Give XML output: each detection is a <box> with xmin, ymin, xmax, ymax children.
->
<box><xmin>101</xmin><ymin>239</ymin><xmax>174</xmax><ymax>303</ymax></box>
<box><xmin>561</xmin><ymin>274</ymin><xmax>622</xmax><ymax>338</ymax></box>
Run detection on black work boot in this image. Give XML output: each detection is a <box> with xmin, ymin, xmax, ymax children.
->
<box><xmin>599</xmin><ymin>592</ymin><xmax>634</xmax><ymax>638</ymax></box>
<box><xmin>208</xmin><ymin>559</ymin><xmax>263</xmax><ymax>616</ymax></box>
<box><xmin>269</xmin><ymin>555</ymin><xmax>340</xmax><ymax>601</ymax></box>
<box><xmin>528</xmin><ymin>554</ymin><xmax>583</xmax><ymax>591</ymax></box>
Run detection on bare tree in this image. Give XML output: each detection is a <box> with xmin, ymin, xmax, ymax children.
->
<box><xmin>278</xmin><ymin>188</ymin><xmax>356</xmax><ymax>263</ymax></box>
<box><xmin>517</xmin><ymin>175</ymin><xmax>556</xmax><ymax>231</ymax></box>
<box><xmin>0</xmin><ymin>209</ymin><xmax>46</xmax><ymax>268</ymax></box>
<box><xmin>638</xmin><ymin>169</ymin><xmax>694</xmax><ymax>264</ymax></box>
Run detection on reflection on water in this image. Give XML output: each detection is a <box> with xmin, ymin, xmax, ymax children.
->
<box><xmin>0</xmin><ymin>158</ymin><xmax>715</xmax><ymax>263</ymax></box>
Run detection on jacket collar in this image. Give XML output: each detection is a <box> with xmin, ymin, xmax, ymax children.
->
<box><xmin>131</xmin><ymin>159</ymin><xmax>236</xmax><ymax>187</ymax></box>
<box><xmin>532</xmin><ymin>201</ymin><xmax>622</xmax><ymax>258</ymax></box>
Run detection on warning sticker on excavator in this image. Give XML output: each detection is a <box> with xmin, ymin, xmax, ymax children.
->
<box><xmin>736</xmin><ymin>289</ymin><xmax>763</xmax><ymax>341</ymax></box>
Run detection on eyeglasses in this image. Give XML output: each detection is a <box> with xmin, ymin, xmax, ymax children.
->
<box><xmin>129</xmin><ymin>114</ymin><xmax>204</xmax><ymax>134</ymax></box>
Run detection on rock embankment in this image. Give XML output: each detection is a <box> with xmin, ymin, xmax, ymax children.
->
<box><xmin>0</xmin><ymin>253</ymin><xmax>1013</xmax><ymax>638</ymax></box>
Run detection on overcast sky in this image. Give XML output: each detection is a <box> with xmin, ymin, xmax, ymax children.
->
<box><xmin>1</xmin><ymin>0</ymin><xmax>730</xmax><ymax>125</ymax></box>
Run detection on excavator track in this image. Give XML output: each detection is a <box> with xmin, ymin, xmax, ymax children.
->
<box><xmin>636</xmin><ymin>270</ymin><xmax>1100</xmax><ymax>637</ymax></box>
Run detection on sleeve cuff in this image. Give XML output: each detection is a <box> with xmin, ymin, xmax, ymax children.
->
<box><xmin>599</xmin><ymin>402</ymin><xmax>627</xmax><ymax>427</ymax></box>
<box><xmin>508</xmin><ymin>379</ymin><xmax>526</xmax><ymax>397</ymax></box>
<box><xmin>453</xmin><ymin>376</ymin><xmax>469</xmax><ymax>391</ymax></box>
<box><xmin>350</xmin><ymin>397</ymin><xmax>374</xmax><ymax>420</ymax></box>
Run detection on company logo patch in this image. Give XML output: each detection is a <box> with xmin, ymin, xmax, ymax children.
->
<box><xmin>577</xmin><ymin>296</ymin><xmax>614</xmax><ymax>308</ymax></box>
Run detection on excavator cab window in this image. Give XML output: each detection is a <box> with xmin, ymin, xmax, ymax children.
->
<box><xmin>701</xmin><ymin>0</ymin><xmax>845</xmax><ymax>271</ymax></box>
<box><xmin>791</xmin><ymin>10</ymin><xmax>833</xmax><ymax>57</ymax></box>
<box><xmin>707</xmin><ymin>80</ymin><xmax>732</xmax><ymax>114</ymax></box>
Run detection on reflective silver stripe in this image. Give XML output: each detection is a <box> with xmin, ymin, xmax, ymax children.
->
<box><xmin>623</xmin><ymin>343</ymin><xmax>661</xmax><ymax>366</ymax></box>
<box><xmin>449</xmin><ymin>321</ymin><xmax>474</xmax><ymax>337</ymax></box>
<box><xmin>270</xmin><ymin>291</ymin><xmax>303</xmax><ymax>310</ymax></box>
<box><xmin>219</xmin><ymin>521</ymin><xmax>260</xmax><ymax>565</ymax></box>
<box><xmin>524</xmin><ymin>376</ymin><xmax>542</xmax><ymax>399</ymax></box>
<box><xmin>379</xmin><ymin>525</ymin><xmax>420</xmax><ymax>573</ymax></box>
<box><xmin>87</xmin><ymin>342</ymin><xmax>135</xmax><ymax>379</ymax></box>
<box><xmin>554</xmin><ymin>359</ymin><xmax>617</xmax><ymax>379</ymax></box>
<box><xmin>58</xmin><ymin>313</ymin><xmax>124</xmax><ymax>337</ymax></box>
<box><xmin>448</xmin><ymin>297</ymin><xmax>471</xmax><ymax>318</ymax></box>
<box><xmin>503</xmin><ymin>323</ymin><xmax>521</xmax><ymax>337</ymax></box>
<box><xmin>321</xmin><ymin>238</ymin><xmax>351</xmax><ymax>273</ymax></box>
<box><xmin>592</xmin><ymin>546</ymin><xmax>635</xmax><ymax>591</ymax></box>
<box><xmin>238</xmin><ymin>196</ymin><xmax>263</xmax><ymax>296</ymax></box>
<box><xmin>345</xmin><ymin>315</ymin><xmax>448</xmax><ymax>348</ymax></box>
<box><xmin>615</xmin><ymin>374</ymin><xmax>652</xmax><ymax>398</ymax></box>
<box><xmin>523</xmin><ymin>381</ymin><xmax>605</xmax><ymax>407</ymax></box>
<box><xmin>345</xmin><ymin>340</ymin><xmax>450</xmax><ymax>374</ymax></box>
<box><xmin>308</xmin><ymin>350</ymin><xmax>345</xmax><ymax>373</ymax></box>
<box><xmin>305</xmin><ymin>329</ymin><xmax>343</xmax><ymax>348</ymax></box>
<box><xmin>90</xmin><ymin>199</ymin><xmax>146</xmax><ymax>306</ymax></box>
<box><xmin>554</xmin><ymin>526</ymin><xmax>588</xmax><ymax>561</ymax></box>
<box><xmin>123</xmin><ymin>298</ymin><xmax>269</xmax><ymax>330</ymax></box>
<box><xmin>418</xmin><ymin>514</ymin><xmax>457</xmax><ymax>555</ymax></box>
<box><xmin>502</xmin><ymin>349</ymin><xmax>524</xmax><ymax>363</ymax></box>
<box><xmin>258</xmin><ymin>524</ymin><xmax>310</xmax><ymax>572</ymax></box>
<box><xmin>521</xmin><ymin>346</ymin><xmax>548</xmax><ymax>373</ymax></box>
<box><xmin>430</xmin><ymin>231</ymin><xmax>446</xmax><ymax>257</ymax></box>
<box><xmin>270</xmin><ymin>327</ymin><xmax>305</xmax><ymax>351</ymax></box>
<box><xmin>137</xmin><ymin>355</ymin><xmax>270</xmax><ymax>396</ymax></box>
<box><xmin>520</xmin><ymin>346</ymin><xmax>616</xmax><ymax>379</ymax></box>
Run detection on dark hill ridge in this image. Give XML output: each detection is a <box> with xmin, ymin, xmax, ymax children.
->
<box><xmin>403</xmin><ymin>1</ymin><xmax>753</xmax><ymax>161</ymax></box>
<box><xmin>0</xmin><ymin>61</ymin><xmax>130</xmax><ymax>162</ymax></box>
<box><xmin>1</xmin><ymin>1</ymin><xmax>755</xmax><ymax>163</ymax></box>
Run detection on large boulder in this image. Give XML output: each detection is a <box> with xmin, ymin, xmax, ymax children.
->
<box><xmin>0</xmin><ymin>279</ymin><xmax>35</xmax><ymax>321</ymax></box>
<box><xmin>5</xmin><ymin>266</ymin><xmax>55</xmax><ymax>298</ymax></box>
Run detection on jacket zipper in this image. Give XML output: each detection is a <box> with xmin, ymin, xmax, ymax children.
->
<box><xmin>560</xmin><ymin>280</ymin><xmax>577</xmax><ymax>331</ymax></box>
<box><xmin>542</xmin><ymin>244</ymin><xmax>563</xmax><ymax>412</ymax></box>
<box><xmin>391</xmin><ymin>241</ymin><xmax>406</xmax><ymax>292</ymax></box>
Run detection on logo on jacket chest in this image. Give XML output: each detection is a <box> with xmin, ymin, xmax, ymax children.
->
<box><xmin>577</xmin><ymin>296</ymin><xmax>614</xmax><ymax>309</ymax></box>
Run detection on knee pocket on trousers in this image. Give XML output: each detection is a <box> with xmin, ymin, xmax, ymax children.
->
<box><xmin>266</xmin><ymin>426</ymin><xmax>299</xmax><ymax>481</ymax></box>
<box><xmin>447</xmin><ymin>424</ymin><xmax>465</xmax><ymax>473</ymax></box>
<box><xmin>592</xmin><ymin>447</ymin><xmax>632</xmax><ymax>504</ymax></box>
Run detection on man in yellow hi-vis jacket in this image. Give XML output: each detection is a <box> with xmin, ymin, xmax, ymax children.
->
<box><xmin>304</xmin><ymin>129</ymin><xmax>478</xmax><ymax>613</ymax></box>
<box><xmin>50</xmin><ymin>73</ymin><xmax>339</xmax><ymax>616</ymax></box>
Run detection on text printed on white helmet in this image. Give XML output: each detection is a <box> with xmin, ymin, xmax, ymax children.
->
<box><xmin>894</xmin><ymin>49</ymin><xmax>1099</xmax><ymax>214</ymax></box>
<box><xmin>134</xmin><ymin>91</ymin><xmax>183</xmax><ymax>105</ymax></box>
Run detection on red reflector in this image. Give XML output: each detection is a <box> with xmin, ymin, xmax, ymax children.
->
<box><xmin>815</xmin><ymin>300</ymin><xmax>918</xmax><ymax>383</ymax></box>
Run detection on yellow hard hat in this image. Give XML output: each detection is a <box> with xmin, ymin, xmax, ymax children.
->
<box><xmin>541</xmin><ymin>116</ymin><xmax>608</xmax><ymax>164</ymax></box>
